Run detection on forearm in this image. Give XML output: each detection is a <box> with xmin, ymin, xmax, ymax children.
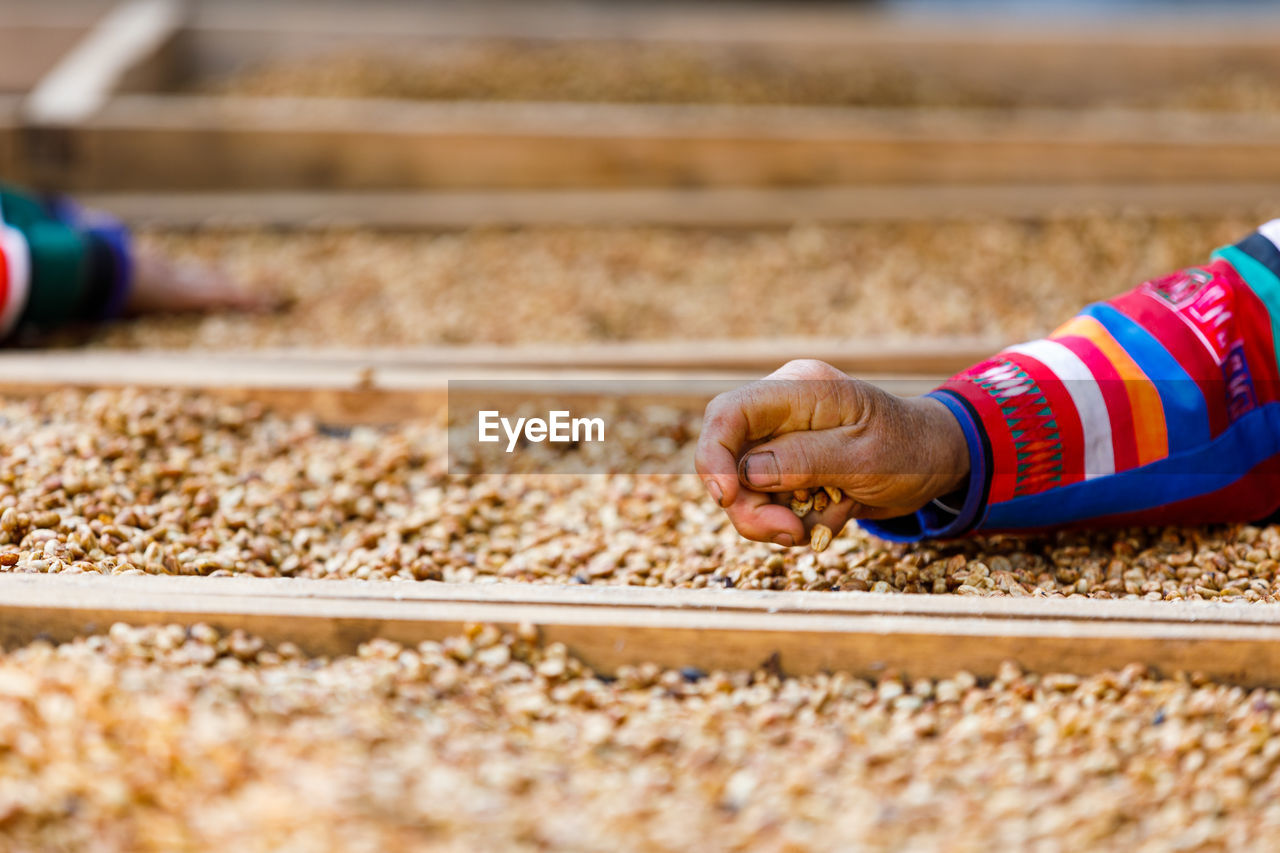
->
<box><xmin>864</xmin><ymin>220</ymin><xmax>1280</xmax><ymax>542</ymax></box>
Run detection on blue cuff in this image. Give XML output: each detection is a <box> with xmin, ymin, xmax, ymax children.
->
<box><xmin>47</xmin><ymin>196</ymin><xmax>133</xmax><ymax>320</ymax></box>
<box><xmin>858</xmin><ymin>390</ymin><xmax>990</xmax><ymax>543</ymax></box>
<box><xmin>93</xmin><ymin>223</ymin><xmax>133</xmax><ymax>320</ymax></box>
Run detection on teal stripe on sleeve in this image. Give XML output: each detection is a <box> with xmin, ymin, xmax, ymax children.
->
<box><xmin>0</xmin><ymin>185</ymin><xmax>91</xmax><ymax>325</ymax></box>
<box><xmin>1215</xmin><ymin>244</ymin><xmax>1280</xmax><ymax>373</ymax></box>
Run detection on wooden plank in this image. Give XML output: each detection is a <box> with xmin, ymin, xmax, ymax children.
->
<box><xmin>57</xmin><ymin>98</ymin><xmax>1280</xmax><ymax>191</ymax></box>
<box><xmin>196</xmin><ymin>339</ymin><xmax>998</xmax><ymax>376</ymax></box>
<box><xmin>4</xmin><ymin>574</ymin><xmax>1280</xmax><ymax>685</ymax></box>
<box><xmin>0</xmin><ymin>338</ymin><xmax>1007</xmax><ymax>424</ymax></box>
<box><xmin>23</xmin><ymin>0</ymin><xmax>185</xmax><ymax>127</ymax></box>
<box><xmin>0</xmin><ymin>351</ymin><xmax>739</xmax><ymax>424</ymax></box>
<box><xmin>0</xmin><ymin>350</ymin><xmax>449</xmax><ymax>423</ymax></box>
<box><xmin>0</xmin><ymin>350</ymin><xmax>796</xmax><ymax>387</ymax></box>
<box><xmin>0</xmin><ymin>340</ymin><xmax>994</xmax><ymax>379</ymax></box>
<box><xmin>75</xmin><ymin>575</ymin><xmax>1280</xmax><ymax>628</ymax></box>
<box><xmin>0</xmin><ymin>349</ymin><xmax>945</xmax><ymax>423</ymax></box>
<box><xmin>0</xmin><ymin>340</ymin><xmax>999</xmax><ymax>424</ymax></box>
<box><xmin>17</xmin><ymin>0</ymin><xmax>184</xmax><ymax>190</ymax></box>
<box><xmin>80</xmin><ymin>183</ymin><xmax>1280</xmax><ymax>228</ymax></box>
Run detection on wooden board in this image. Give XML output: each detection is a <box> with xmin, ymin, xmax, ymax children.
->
<box><xmin>0</xmin><ymin>347</ymin><xmax>954</xmax><ymax>423</ymax></box>
<box><xmin>17</xmin><ymin>0</ymin><xmax>185</xmax><ymax>188</ymax></box>
<box><xmin>0</xmin><ymin>350</ymin><xmax>452</xmax><ymax>424</ymax></box>
<box><xmin>25</xmin><ymin>1</ymin><xmax>1280</xmax><ymax>193</ymax></box>
<box><xmin>52</xmin><ymin>98</ymin><xmax>1280</xmax><ymax>191</ymax></box>
<box><xmin>4</xmin><ymin>574</ymin><xmax>1280</xmax><ymax>686</ymax></box>
<box><xmin>194</xmin><ymin>338</ymin><xmax>998</xmax><ymax>376</ymax></box>
<box><xmin>81</xmin><ymin>183</ymin><xmax>1280</xmax><ymax>228</ymax></box>
<box><xmin>71</xmin><ymin>574</ymin><xmax>1280</xmax><ymax>626</ymax></box>
<box><xmin>23</xmin><ymin>0</ymin><xmax>184</xmax><ymax>126</ymax></box>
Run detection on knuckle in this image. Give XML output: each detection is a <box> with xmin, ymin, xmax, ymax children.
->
<box><xmin>702</xmin><ymin>390</ymin><xmax>743</xmax><ymax>426</ymax></box>
<box><xmin>780</xmin><ymin>358</ymin><xmax>840</xmax><ymax>379</ymax></box>
<box><xmin>703</xmin><ymin>390</ymin><xmax>731</xmax><ymax>416</ymax></box>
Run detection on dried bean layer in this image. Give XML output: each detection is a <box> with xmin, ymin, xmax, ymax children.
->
<box><xmin>76</xmin><ymin>216</ymin><xmax>1272</xmax><ymax>350</ymax></box>
<box><xmin>208</xmin><ymin>43</ymin><xmax>1280</xmax><ymax>112</ymax></box>
<box><xmin>3</xmin><ymin>623</ymin><xmax>1280</xmax><ymax>852</ymax></box>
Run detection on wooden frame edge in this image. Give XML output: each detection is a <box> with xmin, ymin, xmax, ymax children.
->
<box><xmin>3</xmin><ymin>574</ymin><xmax>1279</xmax><ymax>685</ymax></box>
<box><xmin>83</xmin><ymin>184</ymin><xmax>1280</xmax><ymax>228</ymax></box>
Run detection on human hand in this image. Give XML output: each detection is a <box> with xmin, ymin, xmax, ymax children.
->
<box><xmin>127</xmin><ymin>249</ymin><xmax>284</xmax><ymax>315</ymax></box>
<box><xmin>694</xmin><ymin>359</ymin><xmax>969</xmax><ymax>547</ymax></box>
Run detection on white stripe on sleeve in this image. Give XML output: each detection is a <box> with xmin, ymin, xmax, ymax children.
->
<box><xmin>1005</xmin><ymin>340</ymin><xmax>1116</xmax><ymax>479</ymax></box>
<box><xmin>1259</xmin><ymin>219</ymin><xmax>1280</xmax><ymax>252</ymax></box>
<box><xmin>0</xmin><ymin>223</ymin><xmax>32</xmax><ymax>336</ymax></box>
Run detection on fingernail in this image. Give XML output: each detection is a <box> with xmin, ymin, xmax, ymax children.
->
<box><xmin>705</xmin><ymin>479</ymin><xmax>724</xmax><ymax>506</ymax></box>
<box><xmin>772</xmin><ymin>533</ymin><xmax>795</xmax><ymax>547</ymax></box>
<box><xmin>741</xmin><ymin>452</ymin><xmax>780</xmax><ymax>488</ymax></box>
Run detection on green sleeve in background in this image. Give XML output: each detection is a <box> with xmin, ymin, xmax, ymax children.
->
<box><xmin>0</xmin><ymin>182</ymin><xmax>92</xmax><ymax>327</ymax></box>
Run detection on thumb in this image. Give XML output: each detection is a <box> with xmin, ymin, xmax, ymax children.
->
<box><xmin>738</xmin><ymin>428</ymin><xmax>867</xmax><ymax>494</ymax></box>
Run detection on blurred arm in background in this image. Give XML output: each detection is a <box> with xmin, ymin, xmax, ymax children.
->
<box><xmin>0</xmin><ymin>181</ymin><xmax>269</xmax><ymax>340</ymax></box>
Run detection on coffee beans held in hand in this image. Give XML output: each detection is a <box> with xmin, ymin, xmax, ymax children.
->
<box><xmin>810</xmin><ymin>523</ymin><xmax>834</xmax><ymax>553</ymax></box>
<box><xmin>789</xmin><ymin>490</ymin><xmax>814</xmax><ymax>518</ymax></box>
<box><xmin>789</xmin><ymin>488</ymin><xmax>841</xmax><ymax>551</ymax></box>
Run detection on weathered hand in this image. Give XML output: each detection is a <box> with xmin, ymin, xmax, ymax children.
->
<box><xmin>694</xmin><ymin>359</ymin><xmax>969</xmax><ymax>546</ymax></box>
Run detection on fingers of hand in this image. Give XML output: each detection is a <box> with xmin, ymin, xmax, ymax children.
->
<box><xmin>697</xmin><ymin>380</ymin><xmax>806</xmax><ymax>508</ymax></box>
<box><xmin>721</xmin><ymin>487</ymin><xmax>806</xmax><ymax>546</ymax></box>
<box><xmin>694</xmin><ymin>416</ymin><xmax>740</xmax><ymax>509</ymax></box>
<box><xmin>697</xmin><ymin>361</ymin><xmax>869</xmax><ymax>533</ymax></box>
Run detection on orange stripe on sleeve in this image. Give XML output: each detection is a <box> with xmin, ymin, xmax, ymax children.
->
<box><xmin>1052</xmin><ymin>316</ymin><xmax>1169</xmax><ymax>465</ymax></box>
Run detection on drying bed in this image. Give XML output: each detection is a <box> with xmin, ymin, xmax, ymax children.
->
<box><xmin>2</xmin><ymin>621</ymin><xmax>1279</xmax><ymax>852</ymax></box>
<box><xmin>1</xmin><ymin>387</ymin><xmax>1278</xmax><ymax>603</ymax></box>
<box><xmin>21</xmin><ymin>4</ymin><xmax>1280</xmax><ymax>193</ymax></box>
<box><xmin>69</xmin><ymin>213</ymin><xmax>1271</xmax><ymax>350</ymax></box>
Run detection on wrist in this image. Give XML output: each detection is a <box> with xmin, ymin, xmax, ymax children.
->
<box><xmin>905</xmin><ymin>394</ymin><xmax>971</xmax><ymax>499</ymax></box>
<box><xmin>855</xmin><ymin>390</ymin><xmax>989</xmax><ymax>543</ymax></box>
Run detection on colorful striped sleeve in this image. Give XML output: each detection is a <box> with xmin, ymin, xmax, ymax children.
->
<box><xmin>863</xmin><ymin>219</ymin><xmax>1280</xmax><ymax>542</ymax></box>
<box><xmin>0</xmin><ymin>182</ymin><xmax>134</xmax><ymax>339</ymax></box>
<box><xmin>0</xmin><ymin>206</ymin><xmax>32</xmax><ymax>338</ymax></box>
